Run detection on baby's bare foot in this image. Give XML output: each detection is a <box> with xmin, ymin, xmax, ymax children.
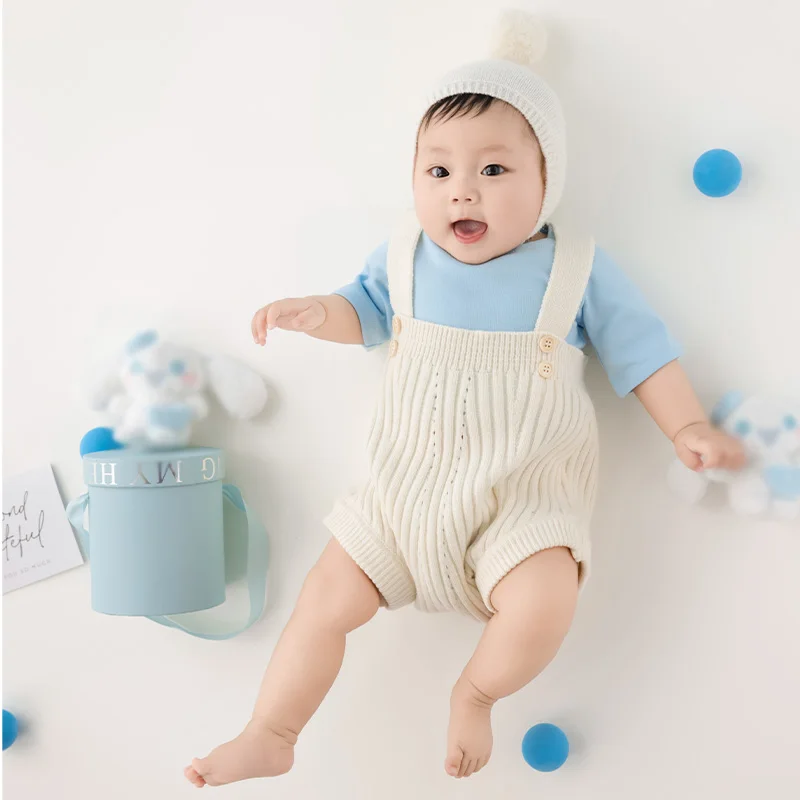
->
<box><xmin>185</xmin><ymin>719</ymin><xmax>296</xmax><ymax>788</ymax></box>
<box><xmin>445</xmin><ymin>676</ymin><xmax>494</xmax><ymax>778</ymax></box>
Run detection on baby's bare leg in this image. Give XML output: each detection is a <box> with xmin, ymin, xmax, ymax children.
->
<box><xmin>446</xmin><ymin>547</ymin><xmax>578</xmax><ymax>778</ymax></box>
<box><xmin>185</xmin><ymin>538</ymin><xmax>379</xmax><ymax>788</ymax></box>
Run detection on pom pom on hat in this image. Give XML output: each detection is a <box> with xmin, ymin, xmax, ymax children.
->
<box><xmin>490</xmin><ymin>9</ymin><xmax>549</xmax><ymax>67</ymax></box>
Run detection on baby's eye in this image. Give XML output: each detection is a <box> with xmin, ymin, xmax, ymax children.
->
<box><xmin>482</xmin><ymin>164</ymin><xmax>506</xmax><ymax>176</ymax></box>
<box><xmin>429</xmin><ymin>166</ymin><xmax>449</xmax><ymax>178</ymax></box>
<box><xmin>734</xmin><ymin>419</ymin><xmax>752</xmax><ymax>437</ymax></box>
<box><xmin>169</xmin><ymin>359</ymin><xmax>187</xmax><ymax>376</ymax></box>
<box><xmin>784</xmin><ymin>414</ymin><xmax>798</xmax><ymax>430</ymax></box>
<box><xmin>129</xmin><ymin>361</ymin><xmax>144</xmax><ymax>375</ymax></box>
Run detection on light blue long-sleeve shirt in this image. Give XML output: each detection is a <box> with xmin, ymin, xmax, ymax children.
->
<box><xmin>334</xmin><ymin>225</ymin><xmax>681</xmax><ymax>397</ymax></box>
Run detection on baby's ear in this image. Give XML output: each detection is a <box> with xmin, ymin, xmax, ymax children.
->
<box><xmin>205</xmin><ymin>355</ymin><xmax>268</xmax><ymax>420</ymax></box>
<box><xmin>710</xmin><ymin>391</ymin><xmax>745</xmax><ymax>427</ymax></box>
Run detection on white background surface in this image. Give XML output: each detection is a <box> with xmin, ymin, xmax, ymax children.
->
<box><xmin>3</xmin><ymin>1</ymin><xmax>799</xmax><ymax>798</ymax></box>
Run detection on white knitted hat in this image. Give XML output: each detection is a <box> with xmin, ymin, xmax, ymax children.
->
<box><xmin>423</xmin><ymin>10</ymin><xmax>566</xmax><ymax>234</ymax></box>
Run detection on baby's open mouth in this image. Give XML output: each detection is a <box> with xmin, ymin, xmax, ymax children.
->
<box><xmin>452</xmin><ymin>219</ymin><xmax>488</xmax><ymax>244</ymax></box>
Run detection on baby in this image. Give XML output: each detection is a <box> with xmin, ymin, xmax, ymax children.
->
<box><xmin>185</xmin><ymin>11</ymin><xmax>745</xmax><ymax>787</ymax></box>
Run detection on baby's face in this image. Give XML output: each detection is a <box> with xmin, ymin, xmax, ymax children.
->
<box><xmin>413</xmin><ymin>101</ymin><xmax>545</xmax><ymax>265</ymax></box>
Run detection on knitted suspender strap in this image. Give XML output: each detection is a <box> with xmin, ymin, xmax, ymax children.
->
<box><xmin>533</xmin><ymin>224</ymin><xmax>595</xmax><ymax>339</ymax></box>
<box><xmin>386</xmin><ymin>210</ymin><xmax>423</xmax><ymax>318</ymax></box>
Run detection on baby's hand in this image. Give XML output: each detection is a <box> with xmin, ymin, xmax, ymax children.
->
<box><xmin>673</xmin><ymin>421</ymin><xmax>746</xmax><ymax>472</ymax></box>
<box><xmin>251</xmin><ymin>297</ymin><xmax>327</xmax><ymax>345</ymax></box>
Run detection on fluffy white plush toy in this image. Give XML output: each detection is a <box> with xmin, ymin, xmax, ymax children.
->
<box><xmin>668</xmin><ymin>392</ymin><xmax>800</xmax><ymax>520</ymax></box>
<box><xmin>88</xmin><ymin>330</ymin><xmax>268</xmax><ymax>450</ymax></box>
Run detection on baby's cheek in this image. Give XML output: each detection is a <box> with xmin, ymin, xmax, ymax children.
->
<box><xmin>182</xmin><ymin>373</ymin><xmax>197</xmax><ymax>388</ymax></box>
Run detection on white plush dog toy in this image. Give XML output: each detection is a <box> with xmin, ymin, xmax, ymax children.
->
<box><xmin>88</xmin><ymin>330</ymin><xmax>268</xmax><ymax>449</ymax></box>
<box><xmin>668</xmin><ymin>392</ymin><xmax>800</xmax><ymax>520</ymax></box>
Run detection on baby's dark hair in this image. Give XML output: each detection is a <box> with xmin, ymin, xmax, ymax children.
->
<box><xmin>419</xmin><ymin>93</ymin><xmax>498</xmax><ymax>131</ymax></box>
<box><xmin>417</xmin><ymin>92</ymin><xmax>544</xmax><ymax>179</ymax></box>
<box><xmin>419</xmin><ymin>92</ymin><xmax>541</xmax><ymax>149</ymax></box>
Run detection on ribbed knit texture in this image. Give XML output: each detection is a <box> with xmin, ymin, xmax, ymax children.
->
<box><xmin>324</xmin><ymin>213</ymin><xmax>599</xmax><ymax>621</ymax></box>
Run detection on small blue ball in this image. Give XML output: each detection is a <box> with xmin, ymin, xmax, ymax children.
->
<box><xmin>3</xmin><ymin>710</ymin><xmax>18</xmax><ymax>751</ymax></box>
<box><xmin>522</xmin><ymin>723</ymin><xmax>569</xmax><ymax>772</ymax></box>
<box><xmin>693</xmin><ymin>149</ymin><xmax>742</xmax><ymax>197</ymax></box>
<box><xmin>80</xmin><ymin>427</ymin><xmax>124</xmax><ymax>457</ymax></box>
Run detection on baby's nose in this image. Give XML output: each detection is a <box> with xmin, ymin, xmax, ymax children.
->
<box><xmin>451</xmin><ymin>191</ymin><xmax>476</xmax><ymax>204</ymax></box>
<box><xmin>450</xmin><ymin>177</ymin><xmax>478</xmax><ymax>205</ymax></box>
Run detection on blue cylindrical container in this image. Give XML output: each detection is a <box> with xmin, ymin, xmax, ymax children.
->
<box><xmin>81</xmin><ymin>447</ymin><xmax>227</xmax><ymax>616</ymax></box>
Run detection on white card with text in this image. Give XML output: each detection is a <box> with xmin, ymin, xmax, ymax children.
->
<box><xmin>2</xmin><ymin>465</ymin><xmax>85</xmax><ymax>593</ymax></box>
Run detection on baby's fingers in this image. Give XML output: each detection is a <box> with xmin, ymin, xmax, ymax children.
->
<box><xmin>252</xmin><ymin>306</ymin><xmax>269</xmax><ymax>345</ymax></box>
<box><xmin>266</xmin><ymin>302</ymin><xmax>285</xmax><ymax>332</ymax></box>
<box><xmin>700</xmin><ymin>448</ymin><xmax>722</xmax><ymax>470</ymax></box>
<box><xmin>676</xmin><ymin>441</ymin><xmax>704</xmax><ymax>472</ymax></box>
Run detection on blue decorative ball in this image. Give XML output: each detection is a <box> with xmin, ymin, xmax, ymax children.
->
<box><xmin>3</xmin><ymin>710</ymin><xmax>18</xmax><ymax>751</ymax></box>
<box><xmin>693</xmin><ymin>149</ymin><xmax>742</xmax><ymax>197</ymax></box>
<box><xmin>522</xmin><ymin>723</ymin><xmax>569</xmax><ymax>772</ymax></box>
<box><xmin>80</xmin><ymin>427</ymin><xmax>124</xmax><ymax>457</ymax></box>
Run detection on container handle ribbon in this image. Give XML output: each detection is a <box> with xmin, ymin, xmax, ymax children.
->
<box><xmin>66</xmin><ymin>485</ymin><xmax>268</xmax><ymax>640</ymax></box>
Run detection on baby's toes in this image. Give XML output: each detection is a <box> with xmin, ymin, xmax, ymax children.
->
<box><xmin>184</xmin><ymin>765</ymin><xmax>206</xmax><ymax>788</ymax></box>
<box><xmin>445</xmin><ymin>746</ymin><xmax>464</xmax><ymax>777</ymax></box>
<box><xmin>192</xmin><ymin>758</ymin><xmax>219</xmax><ymax>786</ymax></box>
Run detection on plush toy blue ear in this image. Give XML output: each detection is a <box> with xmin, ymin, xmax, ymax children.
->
<box><xmin>710</xmin><ymin>391</ymin><xmax>745</xmax><ymax>426</ymax></box>
<box><xmin>125</xmin><ymin>329</ymin><xmax>158</xmax><ymax>356</ymax></box>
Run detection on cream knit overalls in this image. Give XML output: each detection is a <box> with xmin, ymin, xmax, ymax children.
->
<box><xmin>325</xmin><ymin>214</ymin><xmax>599</xmax><ymax>622</ymax></box>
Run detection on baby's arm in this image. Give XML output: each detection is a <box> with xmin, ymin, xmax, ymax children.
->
<box><xmin>580</xmin><ymin>247</ymin><xmax>745</xmax><ymax>472</ymax></box>
<box><xmin>252</xmin><ymin>295</ymin><xmax>363</xmax><ymax>346</ymax></box>
<box><xmin>633</xmin><ymin>361</ymin><xmax>744</xmax><ymax>471</ymax></box>
<box><xmin>252</xmin><ymin>242</ymin><xmax>392</xmax><ymax>348</ymax></box>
